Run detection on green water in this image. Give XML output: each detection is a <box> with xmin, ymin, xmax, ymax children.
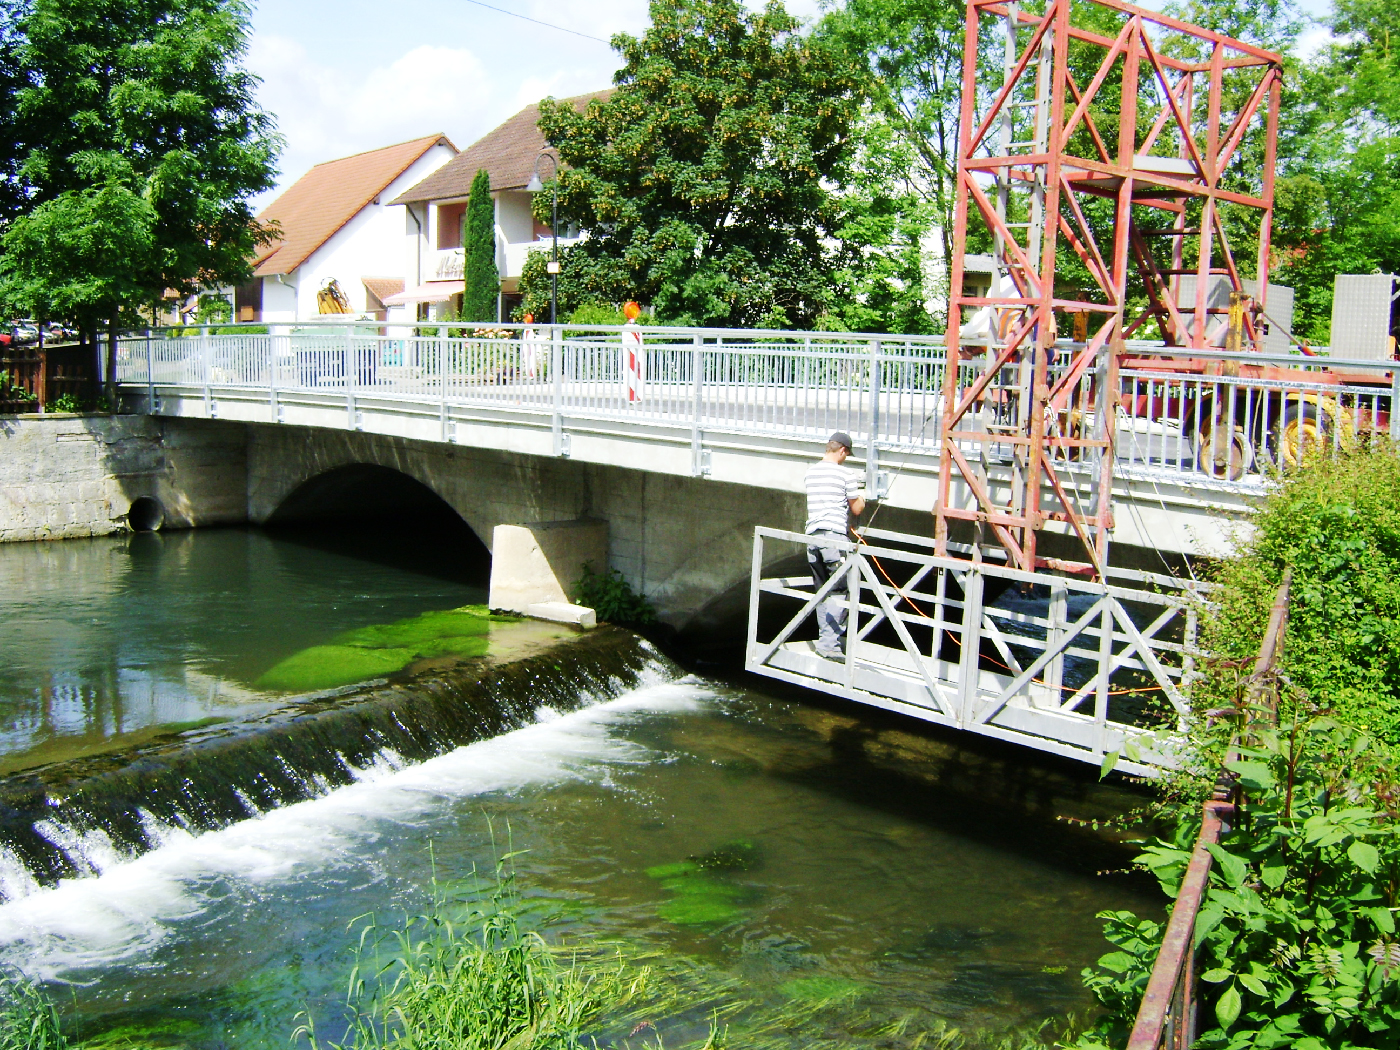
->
<box><xmin>0</xmin><ymin>529</ymin><xmax>1162</xmax><ymax>1048</ymax></box>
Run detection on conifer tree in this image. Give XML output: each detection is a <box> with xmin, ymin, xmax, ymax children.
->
<box><xmin>461</xmin><ymin>169</ymin><xmax>499</xmax><ymax>322</ymax></box>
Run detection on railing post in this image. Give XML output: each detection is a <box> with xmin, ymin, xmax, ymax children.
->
<box><xmin>439</xmin><ymin>327</ymin><xmax>450</xmax><ymax>442</ymax></box>
<box><xmin>345</xmin><ymin>324</ymin><xmax>358</xmax><ymax>430</ymax></box>
<box><xmin>1391</xmin><ymin>368</ymin><xmax>1400</xmax><ymax>443</ymax></box>
<box><xmin>145</xmin><ymin>328</ymin><xmax>156</xmax><ymax>413</ymax></box>
<box><xmin>551</xmin><ymin>324</ymin><xmax>565</xmax><ymax>456</ymax></box>
<box><xmin>956</xmin><ymin>567</ymin><xmax>985</xmax><ymax>728</ymax></box>
<box><xmin>268</xmin><ymin>330</ymin><xmax>279</xmax><ymax>423</ymax></box>
<box><xmin>691</xmin><ymin>333</ymin><xmax>705</xmax><ymax>475</ymax></box>
<box><xmin>866</xmin><ymin>339</ymin><xmax>881</xmax><ymax>494</ymax></box>
<box><xmin>202</xmin><ymin>325</ymin><xmax>213</xmax><ymax>418</ymax></box>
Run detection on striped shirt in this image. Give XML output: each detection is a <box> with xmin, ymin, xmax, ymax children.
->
<box><xmin>805</xmin><ymin>460</ymin><xmax>861</xmax><ymax>534</ymax></box>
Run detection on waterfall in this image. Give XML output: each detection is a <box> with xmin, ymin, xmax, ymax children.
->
<box><xmin>0</xmin><ymin>629</ymin><xmax>668</xmax><ymax>897</ymax></box>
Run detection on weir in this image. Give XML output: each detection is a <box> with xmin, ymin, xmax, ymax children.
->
<box><xmin>0</xmin><ymin>626</ymin><xmax>664</xmax><ymax>896</ymax></box>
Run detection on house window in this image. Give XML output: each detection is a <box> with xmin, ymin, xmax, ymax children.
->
<box><xmin>437</xmin><ymin>202</ymin><xmax>467</xmax><ymax>250</ymax></box>
<box><xmin>235</xmin><ymin>279</ymin><xmax>262</xmax><ymax>322</ymax></box>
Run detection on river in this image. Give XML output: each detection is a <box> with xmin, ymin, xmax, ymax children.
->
<box><xmin>0</xmin><ymin>527</ymin><xmax>1160</xmax><ymax>1048</ymax></box>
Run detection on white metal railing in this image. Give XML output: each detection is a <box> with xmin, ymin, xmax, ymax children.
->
<box><xmin>116</xmin><ymin>322</ymin><xmax>1397</xmax><ymax>494</ymax></box>
<box><xmin>746</xmin><ymin>525</ymin><xmax>1210</xmax><ymax>773</ymax></box>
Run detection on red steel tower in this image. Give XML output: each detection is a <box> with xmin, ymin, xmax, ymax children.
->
<box><xmin>936</xmin><ymin>0</ymin><xmax>1284</xmax><ymax>576</ymax></box>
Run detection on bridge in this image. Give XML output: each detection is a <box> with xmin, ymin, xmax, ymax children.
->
<box><xmin>111</xmin><ymin>322</ymin><xmax>1391</xmax><ymax>775</ymax></box>
<box><xmin>115</xmin><ymin>321</ymin><xmax>1391</xmax><ymax>557</ymax></box>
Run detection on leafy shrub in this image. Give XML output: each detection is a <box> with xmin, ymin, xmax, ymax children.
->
<box><xmin>566</xmin><ymin>303</ymin><xmax>655</xmax><ymax>327</ymax></box>
<box><xmin>1195</xmin><ymin>444</ymin><xmax>1400</xmax><ymax>742</ymax></box>
<box><xmin>46</xmin><ymin>393</ymin><xmax>82</xmax><ymax>413</ymax></box>
<box><xmin>572</xmin><ymin>564</ymin><xmax>656</xmax><ymax>625</ymax></box>
<box><xmin>1078</xmin><ymin>714</ymin><xmax>1400</xmax><ymax>1050</ymax></box>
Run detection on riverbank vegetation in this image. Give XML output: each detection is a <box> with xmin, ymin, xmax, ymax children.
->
<box><xmin>1074</xmin><ymin>445</ymin><xmax>1400</xmax><ymax>1049</ymax></box>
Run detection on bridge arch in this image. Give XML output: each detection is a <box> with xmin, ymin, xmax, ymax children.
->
<box><xmin>265</xmin><ymin>462</ymin><xmax>491</xmax><ymax>585</ymax></box>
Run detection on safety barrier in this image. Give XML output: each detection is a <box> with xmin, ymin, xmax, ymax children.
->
<box><xmin>745</xmin><ymin>524</ymin><xmax>1210</xmax><ymax>775</ymax></box>
<box><xmin>115</xmin><ymin>323</ymin><xmax>1395</xmax><ymax>494</ymax></box>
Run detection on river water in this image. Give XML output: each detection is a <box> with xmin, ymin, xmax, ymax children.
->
<box><xmin>0</xmin><ymin>529</ymin><xmax>1161</xmax><ymax>1048</ymax></box>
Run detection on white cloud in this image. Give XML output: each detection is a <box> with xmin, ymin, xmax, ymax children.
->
<box><xmin>249</xmin><ymin>35</ymin><xmax>497</xmax><ymax>207</ymax></box>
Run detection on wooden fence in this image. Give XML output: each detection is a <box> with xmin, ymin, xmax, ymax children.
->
<box><xmin>0</xmin><ymin>344</ymin><xmax>96</xmax><ymax>413</ymax></box>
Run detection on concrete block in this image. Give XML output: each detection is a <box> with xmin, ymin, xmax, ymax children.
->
<box><xmin>488</xmin><ymin>519</ymin><xmax>609</xmax><ymax>614</ymax></box>
<box><xmin>525</xmin><ymin>601</ymin><xmax>597</xmax><ymax>629</ymax></box>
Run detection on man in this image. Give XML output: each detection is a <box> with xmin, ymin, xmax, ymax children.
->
<box><xmin>805</xmin><ymin>431</ymin><xmax>865</xmax><ymax>658</ymax></box>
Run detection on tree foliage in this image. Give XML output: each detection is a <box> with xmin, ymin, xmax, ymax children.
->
<box><xmin>461</xmin><ymin>169</ymin><xmax>498</xmax><ymax>323</ymax></box>
<box><xmin>0</xmin><ymin>0</ymin><xmax>279</xmax><ymax>330</ymax></box>
<box><xmin>523</xmin><ymin>0</ymin><xmax>864</xmax><ymax>329</ymax></box>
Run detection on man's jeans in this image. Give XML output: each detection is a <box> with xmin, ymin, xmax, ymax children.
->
<box><xmin>807</xmin><ymin>530</ymin><xmax>849</xmax><ymax>654</ymax></box>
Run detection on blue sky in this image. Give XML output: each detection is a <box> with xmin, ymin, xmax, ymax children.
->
<box><xmin>244</xmin><ymin>0</ymin><xmax>1335</xmax><ymax>209</ymax></box>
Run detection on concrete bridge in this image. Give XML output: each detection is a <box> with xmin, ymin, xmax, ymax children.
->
<box><xmin>13</xmin><ymin>321</ymin><xmax>1356</xmax><ymax>637</ymax></box>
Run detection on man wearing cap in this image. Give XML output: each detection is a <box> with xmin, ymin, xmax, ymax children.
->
<box><xmin>805</xmin><ymin>431</ymin><xmax>865</xmax><ymax>658</ymax></box>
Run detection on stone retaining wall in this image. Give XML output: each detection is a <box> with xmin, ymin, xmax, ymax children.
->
<box><xmin>0</xmin><ymin>414</ymin><xmax>249</xmax><ymax>541</ymax></box>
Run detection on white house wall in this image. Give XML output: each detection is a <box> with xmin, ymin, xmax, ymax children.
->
<box><xmin>264</xmin><ymin>143</ymin><xmax>456</xmax><ymax>322</ymax></box>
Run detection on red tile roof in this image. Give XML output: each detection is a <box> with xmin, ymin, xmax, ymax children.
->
<box><xmin>389</xmin><ymin>91</ymin><xmax>611</xmax><ymax>205</ymax></box>
<box><xmin>254</xmin><ymin>134</ymin><xmax>457</xmax><ymax>277</ymax></box>
<box><xmin>362</xmin><ymin>276</ymin><xmax>406</xmax><ymax>310</ymax></box>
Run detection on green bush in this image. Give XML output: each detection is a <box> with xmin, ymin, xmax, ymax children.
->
<box><xmin>572</xmin><ymin>564</ymin><xmax>656</xmax><ymax>625</ymax></box>
<box><xmin>1077</xmin><ymin>714</ymin><xmax>1400</xmax><ymax>1050</ymax></box>
<box><xmin>566</xmin><ymin>303</ymin><xmax>656</xmax><ymax>327</ymax></box>
<box><xmin>1198</xmin><ymin>444</ymin><xmax>1400</xmax><ymax>743</ymax></box>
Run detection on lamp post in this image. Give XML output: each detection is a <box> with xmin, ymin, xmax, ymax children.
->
<box><xmin>525</xmin><ymin>150</ymin><xmax>560</xmax><ymax>325</ymax></box>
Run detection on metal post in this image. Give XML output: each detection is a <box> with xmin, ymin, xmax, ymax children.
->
<box><xmin>440</xmin><ymin>325</ymin><xmax>450</xmax><ymax>442</ymax></box>
<box><xmin>866</xmin><ymin>339</ymin><xmax>881</xmax><ymax>494</ymax></box>
<box><xmin>145</xmin><ymin>329</ymin><xmax>156</xmax><ymax>414</ymax></box>
<box><xmin>346</xmin><ymin>324</ymin><xmax>357</xmax><ymax>430</ymax></box>
<box><xmin>691</xmin><ymin>333</ymin><xmax>705</xmax><ymax>475</ymax></box>
<box><xmin>551</xmin><ymin>324</ymin><xmax>565</xmax><ymax>456</ymax></box>
<box><xmin>1390</xmin><ymin>368</ymin><xmax>1400</xmax><ymax>442</ymax></box>
<box><xmin>956</xmin><ymin>568</ymin><xmax>985</xmax><ymax>727</ymax></box>
<box><xmin>202</xmin><ymin>324</ymin><xmax>213</xmax><ymax>418</ymax></box>
<box><xmin>268</xmin><ymin>330</ymin><xmax>279</xmax><ymax>423</ymax></box>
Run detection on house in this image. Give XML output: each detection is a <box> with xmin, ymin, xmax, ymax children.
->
<box><xmin>386</xmin><ymin>91</ymin><xmax>610</xmax><ymax>321</ymax></box>
<box><xmin>236</xmin><ymin>134</ymin><xmax>459</xmax><ymax>323</ymax></box>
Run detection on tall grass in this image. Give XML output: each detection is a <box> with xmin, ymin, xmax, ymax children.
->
<box><xmin>0</xmin><ymin>974</ymin><xmax>67</xmax><ymax>1050</ymax></box>
<box><xmin>294</xmin><ymin>847</ymin><xmax>1077</xmax><ymax>1050</ymax></box>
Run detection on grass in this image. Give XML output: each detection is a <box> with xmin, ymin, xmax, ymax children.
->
<box><xmin>256</xmin><ymin>606</ymin><xmax>501</xmax><ymax>692</ymax></box>
<box><xmin>0</xmin><ymin>975</ymin><xmax>67</xmax><ymax>1050</ymax></box>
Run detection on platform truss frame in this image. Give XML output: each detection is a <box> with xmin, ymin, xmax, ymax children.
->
<box><xmin>937</xmin><ymin>0</ymin><xmax>1284</xmax><ymax>575</ymax></box>
<box><xmin>746</xmin><ymin>527</ymin><xmax>1209</xmax><ymax>775</ymax></box>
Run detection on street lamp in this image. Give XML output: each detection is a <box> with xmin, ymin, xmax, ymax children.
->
<box><xmin>525</xmin><ymin>150</ymin><xmax>560</xmax><ymax>325</ymax></box>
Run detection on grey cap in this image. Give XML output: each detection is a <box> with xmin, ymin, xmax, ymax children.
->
<box><xmin>829</xmin><ymin>431</ymin><xmax>853</xmax><ymax>450</ymax></box>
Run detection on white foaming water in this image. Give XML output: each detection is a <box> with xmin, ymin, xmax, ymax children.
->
<box><xmin>0</xmin><ymin>677</ymin><xmax>709</xmax><ymax>981</ymax></box>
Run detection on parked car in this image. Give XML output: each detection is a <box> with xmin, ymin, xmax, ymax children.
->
<box><xmin>11</xmin><ymin>322</ymin><xmax>40</xmax><ymax>346</ymax></box>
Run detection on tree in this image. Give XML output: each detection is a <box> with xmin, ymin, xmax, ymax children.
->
<box><xmin>1270</xmin><ymin>0</ymin><xmax>1400</xmax><ymax>341</ymax></box>
<box><xmin>522</xmin><ymin>0</ymin><xmax>864</xmax><ymax>329</ymax></box>
<box><xmin>819</xmin><ymin>0</ymin><xmax>966</xmax><ymax>329</ymax></box>
<box><xmin>0</xmin><ymin>0</ymin><xmax>279</xmax><ymax>393</ymax></box>
<box><xmin>0</xmin><ymin>0</ymin><xmax>31</xmax><ymax>223</ymax></box>
<box><xmin>461</xmin><ymin>169</ymin><xmax>498</xmax><ymax>323</ymax></box>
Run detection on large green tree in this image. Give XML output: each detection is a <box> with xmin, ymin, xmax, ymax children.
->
<box><xmin>461</xmin><ymin>169</ymin><xmax>498</xmax><ymax>323</ymax></box>
<box><xmin>1270</xmin><ymin>0</ymin><xmax>1400</xmax><ymax>341</ymax></box>
<box><xmin>0</xmin><ymin>0</ymin><xmax>279</xmax><ymax>376</ymax></box>
<box><xmin>522</xmin><ymin>0</ymin><xmax>863</xmax><ymax>329</ymax></box>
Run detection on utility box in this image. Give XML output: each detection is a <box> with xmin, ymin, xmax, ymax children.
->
<box><xmin>1330</xmin><ymin>274</ymin><xmax>1400</xmax><ymax>360</ymax></box>
<box><xmin>1176</xmin><ymin>276</ymin><xmax>1295</xmax><ymax>354</ymax></box>
<box><xmin>488</xmin><ymin>519</ymin><xmax>609</xmax><ymax>619</ymax></box>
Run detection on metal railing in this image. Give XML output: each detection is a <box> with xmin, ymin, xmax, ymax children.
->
<box><xmin>745</xmin><ymin>525</ymin><xmax>1209</xmax><ymax>774</ymax></box>
<box><xmin>115</xmin><ymin>322</ymin><xmax>1396</xmax><ymax>494</ymax></box>
<box><xmin>1126</xmin><ymin>572</ymin><xmax>1291</xmax><ymax>1049</ymax></box>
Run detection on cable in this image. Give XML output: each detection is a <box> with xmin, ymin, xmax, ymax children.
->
<box><xmin>457</xmin><ymin>0</ymin><xmax>612</xmax><ymax>44</ymax></box>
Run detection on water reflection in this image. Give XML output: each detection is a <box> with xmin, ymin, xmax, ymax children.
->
<box><xmin>0</xmin><ymin>528</ymin><xmax>485</xmax><ymax>773</ymax></box>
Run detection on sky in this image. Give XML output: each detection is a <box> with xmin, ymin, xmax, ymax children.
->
<box><xmin>244</xmin><ymin>0</ymin><xmax>822</xmax><ymax>209</ymax></box>
<box><xmin>243</xmin><ymin>0</ymin><xmax>1333</xmax><ymax>211</ymax></box>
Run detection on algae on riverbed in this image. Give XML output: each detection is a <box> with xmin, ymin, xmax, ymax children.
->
<box><xmin>256</xmin><ymin>605</ymin><xmax>505</xmax><ymax>691</ymax></box>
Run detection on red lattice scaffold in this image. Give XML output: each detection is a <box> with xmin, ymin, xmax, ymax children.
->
<box><xmin>936</xmin><ymin>0</ymin><xmax>1284</xmax><ymax>577</ymax></box>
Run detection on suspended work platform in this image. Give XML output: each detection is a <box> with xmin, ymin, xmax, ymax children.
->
<box><xmin>745</xmin><ymin>527</ymin><xmax>1209</xmax><ymax>776</ymax></box>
